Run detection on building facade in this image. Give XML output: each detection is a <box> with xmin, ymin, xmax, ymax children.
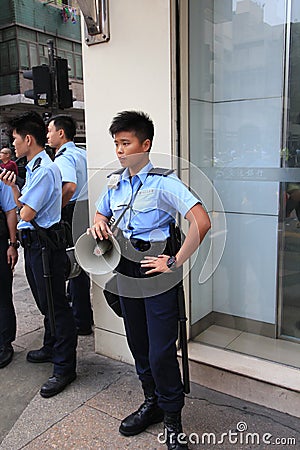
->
<box><xmin>74</xmin><ymin>0</ymin><xmax>299</xmax><ymax>417</ymax></box>
<box><xmin>0</xmin><ymin>0</ymin><xmax>85</xmax><ymax>147</ymax></box>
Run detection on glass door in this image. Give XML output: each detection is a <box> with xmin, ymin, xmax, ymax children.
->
<box><xmin>189</xmin><ymin>0</ymin><xmax>300</xmax><ymax>346</ymax></box>
<box><xmin>279</xmin><ymin>0</ymin><xmax>300</xmax><ymax>340</ymax></box>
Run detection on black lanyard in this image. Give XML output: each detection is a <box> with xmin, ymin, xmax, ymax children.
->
<box><xmin>111</xmin><ymin>179</ymin><xmax>143</xmax><ymax>232</ymax></box>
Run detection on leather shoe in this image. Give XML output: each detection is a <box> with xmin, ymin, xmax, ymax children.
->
<box><xmin>27</xmin><ymin>348</ymin><xmax>52</xmax><ymax>363</ymax></box>
<box><xmin>0</xmin><ymin>344</ymin><xmax>14</xmax><ymax>369</ymax></box>
<box><xmin>119</xmin><ymin>399</ymin><xmax>164</xmax><ymax>436</ymax></box>
<box><xmin>40</xmin><ymin>373</ymin><xmax>76</xmax><ymax>398</ymax></box>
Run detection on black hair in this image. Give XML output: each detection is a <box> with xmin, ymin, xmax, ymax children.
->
<box><xmin>8</xmin><ymin>112</ymin><xmax>46</xmax><ymax>148</ymax></box>
<box><xmin>49</xmin><ymin>114</ymin><xmax>77</xmax><ymax>141</ymax></box>
<box><xmin>109</xmin><ymin>111</ymin><xmax>154</xmax><ymax>148</ymax></box>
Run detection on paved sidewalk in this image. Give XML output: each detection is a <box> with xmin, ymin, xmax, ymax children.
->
<box><xmin>0</xmin><ymin>250</ymin><xmax>299</xmax><ymax>449</ymax></box>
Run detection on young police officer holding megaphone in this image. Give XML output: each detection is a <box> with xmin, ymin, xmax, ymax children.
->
<box><xmin>88</xmin><ymin>111</ymin><xmax>211</xmax><ymax>450</ymax></box>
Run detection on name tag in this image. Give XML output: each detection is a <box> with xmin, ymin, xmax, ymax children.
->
<box><xmin>138</xmin><ymin>189</ymin><xmax>155</xmax><ymax>195</ymax></box>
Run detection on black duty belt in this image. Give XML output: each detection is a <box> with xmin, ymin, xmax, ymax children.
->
<box><xmin>18</xmin><ymin>223</ymin><xmax>63</xmax><ymax>248</ymax></box>
<box><xmin>116</xmin><ymin>235</ymin><xmax>167</xmax><ymax>263</ymax></box>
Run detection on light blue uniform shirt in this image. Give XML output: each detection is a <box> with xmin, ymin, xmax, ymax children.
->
<box><xmin>54</xmin><ymin>141</ymin><xmax>88</xmax><ymax>202</ymax></box>
<box><xmin>18</xmin><ymin>150</ymin><xmax>62</xmax><ymax>230</ymax></box>
<box><xmin>0</xmin><ymin>181</ymin><xmax>16</xmax><ymax>212</ymax></box>
<box><xmin>96</xmin><ymin>161</ymin><xmax>200</xmax><ymax>241</ymax></box>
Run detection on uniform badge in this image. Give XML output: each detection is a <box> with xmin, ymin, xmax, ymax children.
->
<box><xmin>107</xmin><ymin>173</ymin><xmax>121</xmax><ymax>189</ymax></box>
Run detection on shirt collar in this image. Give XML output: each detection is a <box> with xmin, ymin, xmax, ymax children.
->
<box><xmin>26</xmin><ymin>150</ymin><xmax>46</xmax><ymax>173</ymax></box>
<box><xmin>121</xmin><ymin>161</ymin><xmax>153</xmax><ymax>184</ymax></box>
<box><xmin>56</xmin><ymin>141</ymin><xmax>75</xmax><ymax>157</ymax></box>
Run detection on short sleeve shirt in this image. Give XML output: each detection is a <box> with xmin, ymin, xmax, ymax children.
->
<box><xmin>54</xmin><ymin>141</ymin><xmax>88</xmax><ymax>202</ymax></box>
<box><xmin>96</xmin><ymin>161</ymin><xmax>200</xmax><ymax>241</ymax></box>
<box><xmin>0</xmin><ymin>181</ymin><xmax>16</xmax><ymax>212</ymax></box>
<box><xmin>18</xmin><ymin>150</ymin><xmax>62</xmax><ymax>230</ymax></box>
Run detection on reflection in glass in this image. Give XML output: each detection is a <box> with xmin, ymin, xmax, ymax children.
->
<box><xmin>280</xmin><ymin>0</ymin><xmax>300</xmax><ymax>340</ymax></box>
<box><xmin>189</xmin><ymin>0</ymin><xmax>300</xmax><ymax>367</ymax></box>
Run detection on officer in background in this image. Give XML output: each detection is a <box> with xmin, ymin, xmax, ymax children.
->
<box><xmin>89</xmin><ymin>111</ymin><xmax>211</xmax><ymax>449</ymax></box>
<box><xmin>47</xmin><ymin>115</ymin><xmax>93</xmax><ymax>335</ymax></box>
<box><xmin>0</xmin><ymin>180</ymin><xmax>18</xmax><ymax>368</ymax></box>
<box><xmin>0</xmin><ymin>112</ymin><xmax>77</xmax><ymax>398</ymax></box>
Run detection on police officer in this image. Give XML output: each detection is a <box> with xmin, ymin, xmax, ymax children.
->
<box><xmin>89</xmin><ymin>111</ymin><xmax>211</xmax><ymax>449</ymax></box>
<box><xmin>0</xmin><ymin>180</ymin><xmax>18</xmax><ymax>368</ymax></box>
<box><xmin>47</xmin><ymin>114</ymin><xmax>93</xmax><ymax>335</ymax></box>
<box><xmin>0</xmin><ymin>112</ymin><xmax>77</xmax><ymax>398</ymax></box>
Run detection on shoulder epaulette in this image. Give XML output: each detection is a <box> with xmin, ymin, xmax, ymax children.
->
<box><xmin>54</xmin><ymin>147</ymin><xmax>67</xmax><ymax>159</ymax></box>
<box><xmin>32</xmin><ymin>157</ymin><xmax>42</xmax><ymax>172</ymax></box>
<box><xmin>107</xmin><ymin>168</ymin><xmax>125</xmax><ymax>178</ymax></box>
<box><xmin>148</xmin><ymin>167</ymin><xmax>174</xmax><ymax>176</ymax></box>
<box><xmin>107</xmin><ymin>166</ymin><xmax>174</xmax><ymax>179</ymax></box>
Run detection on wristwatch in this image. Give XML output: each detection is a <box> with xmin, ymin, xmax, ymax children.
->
<box><xmin>166</xmin><ymin>255</ymin><xmax>177</xmax><ymax>271</ymax></box>
<box><xmin>9</xmin><ymin>240</ymin><xmax>20</xmax><ymax>249</ymax></box>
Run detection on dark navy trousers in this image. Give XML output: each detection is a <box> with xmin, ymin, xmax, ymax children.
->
<box><xmin>62</xmin><ymin>200</ymin><xmax>93</xmax><ymax>331</ymax></box>
<box><xmin>24</xmin><ymin>236</ymin><xmax>77</xmax><ymax>376</ymax></box>
<box><xmin>0</xmin><ymin>238</ymin><xmax>16</xmax><ymax>348</ymax></box>
<box><xmin>118</xmin><ymin>256</ymin><xmax>184</xmax><ymax>413</ymax></box>
<box><xmin>69</xmin><ymin>270</ymin><xmax>93</xmax><ymax>330</ymax></box>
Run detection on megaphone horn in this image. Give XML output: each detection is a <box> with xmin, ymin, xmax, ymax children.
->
<box><xmin>74</xmin><ymin>232</ymin><xmax>121</xmax><ymax>275</ymax></box>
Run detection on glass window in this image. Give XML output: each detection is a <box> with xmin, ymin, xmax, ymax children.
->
<box><xmin>57</xmin><ymin>49</ymin><xmax>66</xmax><ymax>59</ymax></box>
<box><xmin>0</xmin><ymin>74</ymin><xmax>19</xmax><ymax>95</ymax></box>
<box><xmin>188</xmin><ymin>0</ymin><xmax>300</xmax><ymax>368</ymax></box>
<box><xmin>9</xmin><ymin>41</ymin><xmax>18</xmax><ymax>71</ymax></box>
<box><xmin>279</xmin><ymin>0</ymin><xmax>300</xmax><ymax>341</ymax></box>
<box><xmin>65</xmin><ymin>52</ymin><xmax>74</xmax><ymax>77</ymax></box>
<box><xmin>74</xmin><ymin>43</ymin><xmax>82</xmax><ymax>53</ymax></box>
<box><xmin>38</xmin><ymin>44</ymin><xmax>49</xmax><ymax>65</ymax></box>
<box><xmin>75</xmin><ymin>54</ymin><xmax>83</xmax><ymax>80</ymax></box>
<box><xmin>29</xmin><ymin>43</ymin><xmax>39</xmax><ymax>67</ymax></box>
<box><xmin>18</xmin><ymin>28</ymin><xmax>36</xmax><ymax>41</ymax></box>
<box><xmin>19</xmin><ymin>41</ymin><xmax>29</xmax><ymax>69</ymax></box>
<box><xmin>3</xmin><ymin>28</ymin><xmax>16</xmax><ymax>40</ymax></box>
<box><xmin>0</xmin><ymin>43</ymin><xmax>9</xmax><ymax>74</ymax></box>
<box><xmin>57</xmin><ymin>38</ymin><xmax>73</xmax><ymax>52</ymax></box>
<box><xmin>38</xmin><ymin>33</ymin><xmax>54</xmax><ymax>45</ymax></box>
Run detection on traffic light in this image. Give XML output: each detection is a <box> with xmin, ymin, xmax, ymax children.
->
<box><xmin>23</xmin><ymin>65</ymin><xmax>53</xmax><ymax>107</ymax></box>
<box><xmin>56</xmin><ymin>58</ymin><xmax>73</xmax><ymax>109</ymax></box>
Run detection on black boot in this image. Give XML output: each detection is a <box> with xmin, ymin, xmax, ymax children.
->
<box><xmin>164</xmin><ymin>411</ymin><xmax>189</xmax><ymax>449</ymax></box>
<box><xmin>119</xmin><ymin>383</ymin><xmax>164</xmax><ymax>436</ymax></box>
<box><xmin>0</xmin><ymin>344</ymin><xmax>14</xmax><ymax>369</ymax></box>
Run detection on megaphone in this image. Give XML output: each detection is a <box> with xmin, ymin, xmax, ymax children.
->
<box><xmin>74</xmin><ymin>233</ymin><xmax>121</xmax><ymax>275</ymax></box>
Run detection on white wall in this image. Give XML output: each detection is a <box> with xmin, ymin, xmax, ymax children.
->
<box><xmin>81</xmin><ymin>0</ymin><xmax>173</xmax><ymax>361</ymax></box>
